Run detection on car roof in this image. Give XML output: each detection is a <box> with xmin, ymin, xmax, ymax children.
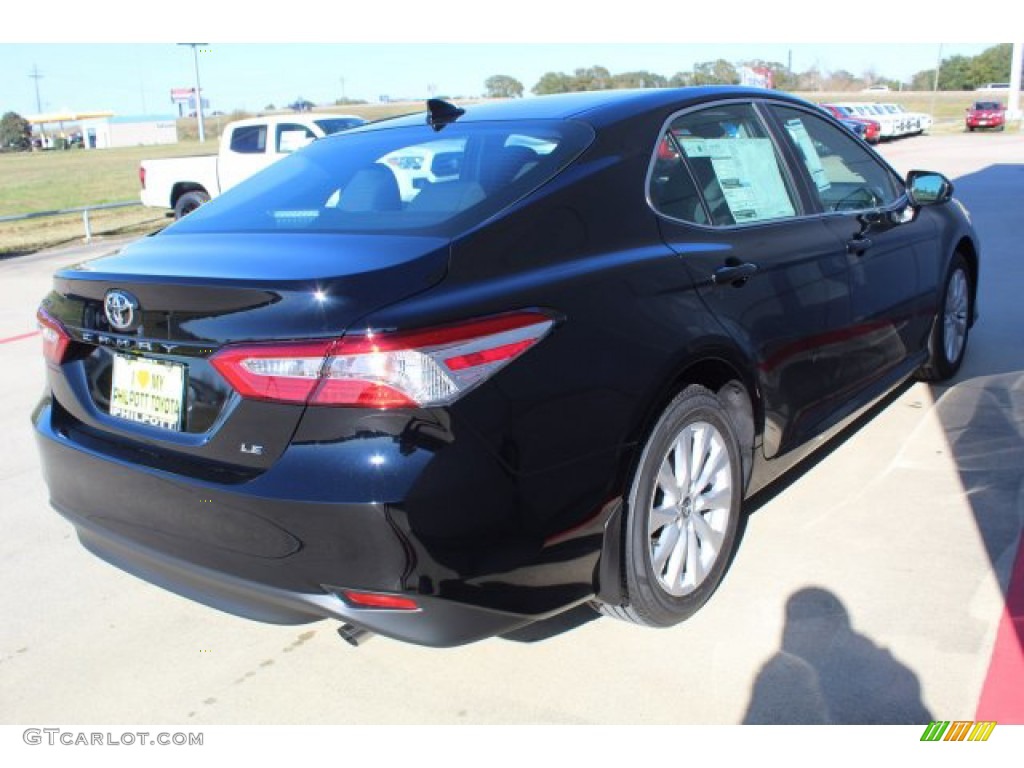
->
<box><xmin>351</xmin><ymin>87</ymin><xmax>813</xmax><ymax>132</ymax></box>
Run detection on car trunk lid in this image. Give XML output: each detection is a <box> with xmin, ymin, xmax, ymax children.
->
<box><xmin>40</xmin><ymin>232</ymin><xmax>449</xmax><ymax>471</ymax></box>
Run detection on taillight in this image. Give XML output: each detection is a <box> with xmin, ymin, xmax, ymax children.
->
<box><xmin>210</xmin><ymin>311</ymin><xmax>555</xmax><ymax>409</ymax></box>
<box><xmin>139</xmin><ymin>165</ymin><xmax>146</xmax><ymax>189</ymax></box>
<box><xmin>37</xmin><ymin>308</ymin><xmax>70</xmax><ymax>365</ymax></box>
<box><xmin>210</xmin><ymin>340</ymin><xmax>333</xmax><ymax>404</ymax></box>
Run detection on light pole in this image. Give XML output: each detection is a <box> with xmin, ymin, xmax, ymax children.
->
<box><xmin>179</xmin><ymin>43</ymin><xmax>208</xmax><ymax>143</ymax></box>
<box><xmin>930</xmin><ymin>43</ymin><xmax>943</xmax><ymax>119</ymax></box>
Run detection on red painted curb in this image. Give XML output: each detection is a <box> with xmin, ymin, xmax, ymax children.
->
<box><xmin>0</xmin><ymin>330</ymin><xmax>39</xmax><ymax>345</ymax></box>
<box><xmin>976</xmin><ymin>531</ymin><xmax>1024</xmax><ymax>723</ymax></box>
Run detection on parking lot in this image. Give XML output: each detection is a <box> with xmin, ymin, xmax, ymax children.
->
<box><xmin>1</xmin><ymin>131</ymin><xmax>1022</xmax><ymax>726</ymax></box>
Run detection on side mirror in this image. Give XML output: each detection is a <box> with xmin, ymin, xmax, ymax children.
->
<box><xmin>906</xmin><ymin>170</ymin><xmax>953</xmax><ymax>206</ymax></box>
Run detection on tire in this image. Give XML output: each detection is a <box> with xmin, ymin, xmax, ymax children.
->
<box><xmin>595</xmin><ymin>385</ymin><xmax>743</xmax><ymax>627</ymax></box>
<box><xmin>967</xmin><ymin>125</ymin><xmax>975</xmax><ymax>132</ymax></box>
<box><xmin>173</xmin><ymin>189</ymin><xmax>210</xmax><ymax>219</ymax></box>
<box><xmin>918</xmin><ymin>253</ymin><xmax>971</xmax><ymax>382</ymax></box>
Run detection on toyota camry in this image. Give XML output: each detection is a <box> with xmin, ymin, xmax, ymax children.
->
<box><xmin>34</xmin><ymin>88</ymin><xmax>979</xmax><ymax>647</ymax></box>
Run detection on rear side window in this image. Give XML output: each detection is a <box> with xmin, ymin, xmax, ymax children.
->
<box><xmin>771</xmin><ymin>105</ymin><xmax>901</xmax><ymax>213</ymax></box>
<box><xmin>230</xmin><ymin>125</ymin><xmax>267</xmax><ymax>154</ymax></box>
<box><xmin>168</xmin><ymin>119</ymin><xmax>593</xmax><ymax>238</ymax></box>
<box><xmin>650</xmin><ymin>102</ymin><xmax>798</xmax><ymax>226</ymax></box>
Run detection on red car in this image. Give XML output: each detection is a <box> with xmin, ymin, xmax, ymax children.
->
<box><xmin>966</xmin><ymin>101</ymin><xmax>1006</xmax><ymax>131</ymax></box>
<box><xmin>818</xmin><ymin>104</ymin><xmax>881</xmax><ymax>143</ymax></box>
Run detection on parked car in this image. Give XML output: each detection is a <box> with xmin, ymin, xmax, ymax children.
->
<box><xmin>818</xmin><ymin>103</ymin><xmax>881</xmax><ymax>143</ymax></box>
<box><xmin>832</xmin><ymin>102</ymin><xmax>900</xmax><ymax>139</ymax></box>
<box><xmin>35</xmin><ymin>88</ymin><xmax>979</xmax><ymax>648</ymax></box>
<box><xmin>139</xmin><ymin>114</ymin><xmax>368</xmax><ymax>219</ymax></box>
<box><xmin>877</xmin><ymin>103</ymin><xmax>933</xmax><ymax>135</ymax></box>
<box><xmin>966</xmin><ymin>101</ymin><xmax>1006</xmax><ymax>131</ymax></box>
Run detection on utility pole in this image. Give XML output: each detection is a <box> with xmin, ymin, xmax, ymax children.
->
<box><xmin>930</xmin><ymin>43</ymin><xmax>943</xmax><ymax>118</ymax></box>
<box><xmin>29</xmin><ymin>64</ymin><xmax>43</xmax><ymax>114</ymax></box>
<box><xmin>1009</xmin><ymin>42</ymin><xmax>1022</xmax><ymax>123</ymax></box>
<box><xmin>178</xmin><ymin>43</ymin><xmax>208</xmax><ymax>143</ymax></box>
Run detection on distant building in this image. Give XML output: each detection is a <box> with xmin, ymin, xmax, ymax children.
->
<box><xmin>79</xmin><ymin>115</ymin><xmax>178</xmax><ymax>148</ymax></box>
<box><xmin>26</xmin><ymin>112</ymin><xmax>179</xmax><ymax>149</ymax></box>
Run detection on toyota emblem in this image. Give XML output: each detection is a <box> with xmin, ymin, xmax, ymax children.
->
<box><xmin>104</xmin><ymin>290</ymin><xmax>139</xmax><ymax>331</ymax></box>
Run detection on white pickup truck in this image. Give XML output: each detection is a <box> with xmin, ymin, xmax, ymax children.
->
<box><xmin>139</xmin><ymin>113</ymin><xmax>367</xmax><ymax>218</ymax></box>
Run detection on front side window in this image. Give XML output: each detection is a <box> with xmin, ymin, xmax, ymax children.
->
<box><xmin>650</xmin><ymin>102</ymin><xmax>798</xmax><ymax>226</ymax></box>
<box><xmin>771</xmin><ymin>105</ymin><xmax>902</xmax><ymax>213</ymax></box>
<box><xmin>276</xmin><ymin>124</ymin><xmax>316</xmax><ymax>153</ymax></box>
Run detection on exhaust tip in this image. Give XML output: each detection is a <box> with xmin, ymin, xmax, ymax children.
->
<box><xmin>337</xmin><ymin>623</ymin><xmax>374</xmax><ymax>647</ymax></box>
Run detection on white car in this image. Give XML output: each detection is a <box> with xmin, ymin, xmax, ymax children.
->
<box><xmin>378</xmin><ymin>133</ymin><xmax>555</xmax><ymax>203</ymax></box>
<box><xmin>878</xmin><ymin>103</ymin><xmax>933</xmax><ymax>135</ymax></box>
<box><xmin>834</xmin><ymin>103</ymin><xmax>900</xmax><ymax>139</ymax></box>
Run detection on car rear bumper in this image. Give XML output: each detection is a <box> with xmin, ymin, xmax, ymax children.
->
<box><xmin>63</xmin><ymin>503</ymin><xmax>539</xmax><ymax>647</ymax></box>
<box><xmin>33</xmin><ymin>398</ymin><xmax>608</xmax><ymax>647</ymax></box>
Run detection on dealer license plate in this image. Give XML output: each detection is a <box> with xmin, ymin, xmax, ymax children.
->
<box><xmin>109</xmin><ymin>355</ymin><xmax>186</xmax><ymax>431</ymax></box>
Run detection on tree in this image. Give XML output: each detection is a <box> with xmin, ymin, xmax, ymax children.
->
<box><xmin>668</xmin><ymin>71</ymin><xmax>694</xmax><ymax>87</ymax></box>
<box><xmin>572</xmin><ymin>66</ymin><xmax>613</xmax><ymax>90</ymax></box>
<box><xmin>289</xmin><ymin>98</ymin><xmax>315</xmax><ymax>112</ymax></box>
<box><xmin>693</xmin><ymin>60</ymin><xmax>739</xmax><ymax>86</ymax></box>
<box><xmin>484</xmin><ymin>75</ymin><xmax>524</xmax><ymax>99</ymax></box>
<box><xmin>612</xmin><ymin>71</ymin><xmax>668</xmax><ymax>89</ymax></box>
<box><xmin>532</xmin><ymin>71</ymin><xmax>575</xmax><ymax>95</ymax></box>
<box><xmin>824</xmin><ymin>69</ymin><xmax>860</xmax><ymax>91</ymax></box>
<box><xmin>968</xmin><ymin>43</ymin><xmax>1013</xmax><ymax>86</ymax></box>
<box><xmin>0</xmin><ymin>111</ymin><xmax>31</xmax><ymax>151</ymax></box>
<box><xmin>938</xmin><ymin>55</ymin><xmax>975</xmax><ymax>91</ymax></box>
<box><xmin>910</xmin><ymin>44</ymin><xmax>1018</xmax><ymax>91</ymax></box>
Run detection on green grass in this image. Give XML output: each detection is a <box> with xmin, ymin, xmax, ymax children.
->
<box><xmin>0</xmin><ymin>140</ymin><xmax>214</xmax><ymax>217</ymax></box>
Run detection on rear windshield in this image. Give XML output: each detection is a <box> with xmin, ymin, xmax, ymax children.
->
<box><xmin>973</xmin><ymin>102</ymin><xmax>1002</xmax><ymax>110</ymax></box>
<box><xmin>168</xmin><ymin>119</ymin><xmax>594</xmax><ymax>238</ymax></box>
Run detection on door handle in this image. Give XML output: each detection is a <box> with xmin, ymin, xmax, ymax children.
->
<box><xmin>713</xmin><ymin>262</ymin><xmax>758</xmax><ymax>286</ymax></box>
<box><xmin>847</xmin><ymin>237</ymin><xmax>873</xmax><ymax>255</ymax></box>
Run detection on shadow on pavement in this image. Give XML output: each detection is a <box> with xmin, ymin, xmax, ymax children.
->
<box><xmin>924</xmin><ymin>163</ymin><xmax>1024</xmax><ymax>719</ymax></box>
<box><xmin>743</xmin><ymin>587</ymin><xmax>932</xmax><ymax>724</ymax></box>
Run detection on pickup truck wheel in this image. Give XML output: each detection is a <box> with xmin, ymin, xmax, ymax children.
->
<box><xmin>174</xmin><ymin>190</ymin><xmax>210</xmax><ymax>219</ymax></box>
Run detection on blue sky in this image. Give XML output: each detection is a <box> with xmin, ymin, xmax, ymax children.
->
<box><xmin>0</xmin><ymin>2</ymin><xmax>1005</xmax><ymax>117</ymax></box>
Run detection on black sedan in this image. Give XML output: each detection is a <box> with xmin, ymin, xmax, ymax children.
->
<box><xmin>34</xmin><ymin>87</ymin><xmax>979</xmax><ymax>647</ymax></box>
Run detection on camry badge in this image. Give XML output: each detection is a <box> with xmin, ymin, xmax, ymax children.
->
<box><xmin>104</xmin><ymin>290</ymin><xmax>140</xmax><ymax>332</ymax></box>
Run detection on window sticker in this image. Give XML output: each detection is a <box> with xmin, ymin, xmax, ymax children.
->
<box><xmin>681</xmin><ymin>138</ymin><xmax>796</xmax><ymax>223</ymax></box>
<box><xmin>784</xmin><ymin>119</ymin><xmax>831</xmax><ymax>192</ymax></box>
